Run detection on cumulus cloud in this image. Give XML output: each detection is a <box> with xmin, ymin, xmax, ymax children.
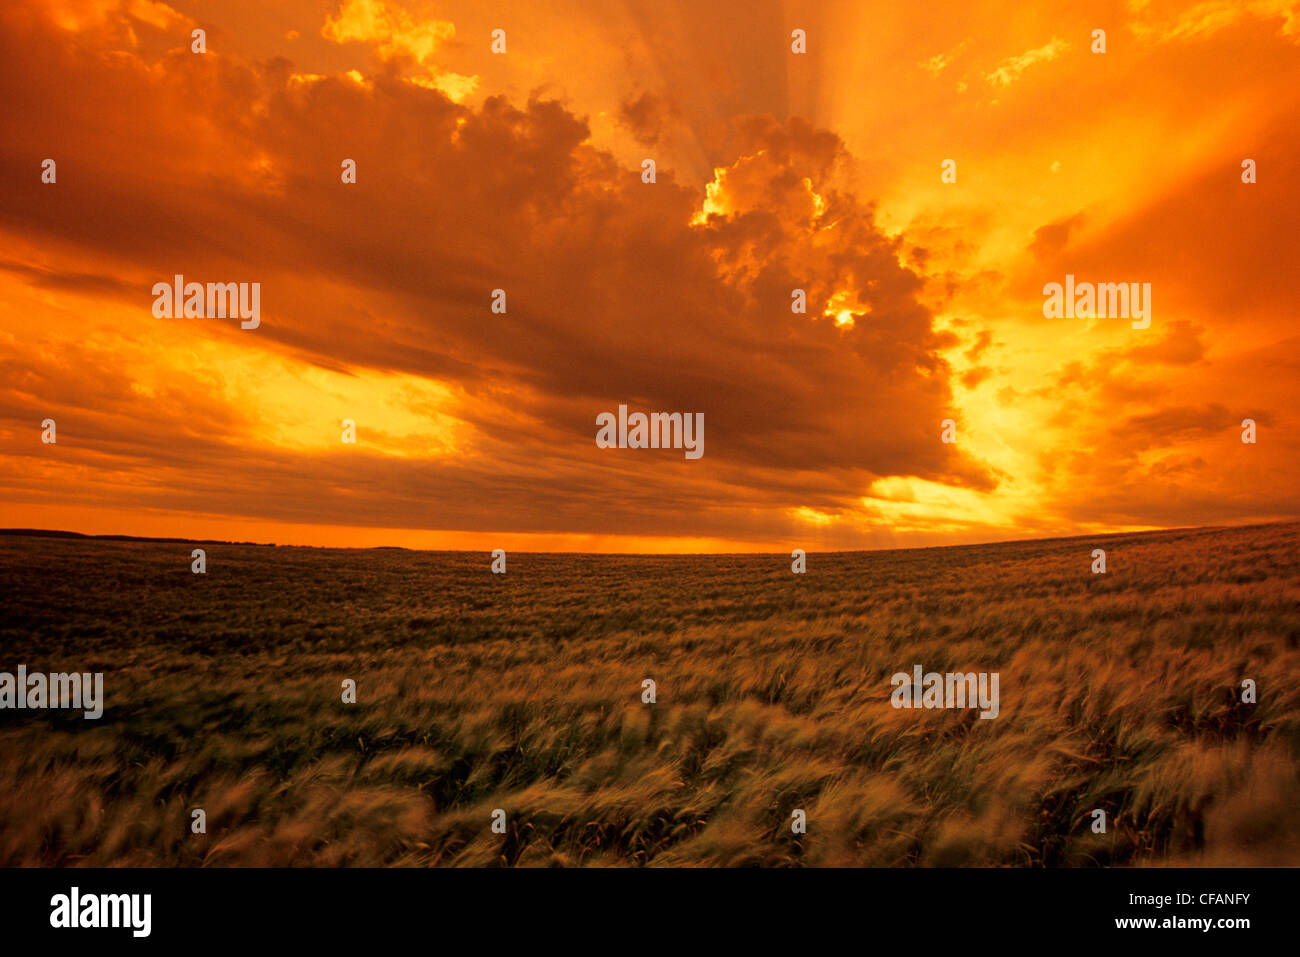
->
<box><xmin>0</xmin><ymin>0</ymin><xmax>994</xmax><ymax>546</ymax></box>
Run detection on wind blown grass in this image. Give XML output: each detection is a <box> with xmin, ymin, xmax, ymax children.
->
<box><xmin>0</xmin><ymin>523</ymin><xmax>1296</xmax><ymax>866</ymax></box>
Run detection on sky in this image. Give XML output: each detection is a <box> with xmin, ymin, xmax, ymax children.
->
<box><xmin>0</xmin><ymin>0</ymin><xmax>1297</xmax><ymax>552</ymax></box>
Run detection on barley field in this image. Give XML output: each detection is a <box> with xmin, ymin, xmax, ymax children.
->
<box><xmin>0</xmin><ymin>523</ymin><xmax>1297</xmax><ymax>867</ymax></box>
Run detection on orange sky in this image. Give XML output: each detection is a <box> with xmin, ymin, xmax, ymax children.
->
<box><xmin>1</xmin><ymin>0</ymin><xmax>1297</xmax><ymax>552</ymax></box>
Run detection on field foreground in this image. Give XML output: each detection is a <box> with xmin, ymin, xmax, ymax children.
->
<box><xmin>1</xmin><ymin>523</ymin><xmax>1297</xmax><ymax>866</ymax></box>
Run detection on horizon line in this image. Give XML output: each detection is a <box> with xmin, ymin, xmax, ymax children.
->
<box><xmin>2</xmin><ymin>521</ymin><xmax>1289</xmax><ymax>558</ymax></box>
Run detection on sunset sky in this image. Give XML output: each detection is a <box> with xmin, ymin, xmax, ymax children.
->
<box><xmin>1</xmin><ymin>0</ymin><xmax>1297</xmax><ymax>551</ymax></box>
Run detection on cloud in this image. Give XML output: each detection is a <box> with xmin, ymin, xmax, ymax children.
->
<box><xmin>1124</xmin><ymin>320</ymin><xmax>1207</xmax><ymax>366</ymax></box>
<box><xmin>984</xmin><ymin>38</ymin><xmax>1069</xmax><ymax>87</ymax></box>
<box><xmin>321</xmin><ymin>0</ymin><xmax>477</xmax><ymax>101</ymax></box>
<box><xmin>2</xmin><ymin>0</ymin><xmax>1297</xmax><ymax>549</ymax></box>
<box><xmin>918</xmin><ymin>39</ymin><xmax>968</xmax><ymax>75</ymax></box>
<box><xmin>619</xmin><ymin>91</ymin><xmax>682</xmax><ymax>147</ymax></box>
<box><xmin>1128</xmin><ymin>0</ymin><xmax>1300</xmax><ymax>45</ymax></box>
<box><xmin>1028</xmin><ymin>214</ymin><xmax>1085</xmax><ymax>261</ymax></box>
<box><xmin>0</xmin><ymin>0</ymin><xmax>997</xmax><ymax>547</ymax></box>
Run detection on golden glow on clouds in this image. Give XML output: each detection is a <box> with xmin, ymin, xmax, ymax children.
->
<box><xmin>792</xmin><ymin>506</ymin><xmax>832</xmax><ymax>526</ymax></box>
<box><xmin>984</xmin><ymin>37</ymin><xmax>1070</xmax><ymax>87</ymax></box>
<box><xmin>1</xmin><ymin>0</ymin><xmax>1297</xmax><ymax>551</ymax></box>
<box><xmin>803</xmin><ymin>177</ymin><xmax>827</xmax><ymax>219</ymax></box>
<box><xmin>323</xmin><ymin>0</ymin><xmax>478</xmax><ymax>102</ymax></box>
<box><xmin>323</xmin><ymin>0</ymin><xmax>454</xmax><ymax>62</ymax></box>
<box><xmin>1129</xmin><ymin>0</ymin><xmax>1300</xmax><ymax>44</ymax></box>
<box><xmin>247</xmin><ymin>365</ymin><xmax>465</xmax><ymax>458</ymax></box>
<box><xmin>824</xmin><ymin>290</ymin><xmax>863</xmax><ymax>328</ymax></box>
<box><xmin>0</xmin><ymin>269</ymin><xmax>466</xmax><ymax>460</ymax></box>
<box><xmin>407</xmin><ymin>73</ymin><xmax>475</xmax><ymax>101</ymax></box>
<box><xmin>691</xmin><ymin>167</ymin><xmax>729</xmax><ymax>225</ymax></box>
<box><xmin>124</xmin><ymin>0</ymin><xmax>183</xmax><ymax>32</ymax></box>
<box><xmin>864</xmin><ymin>477</ymin><xmax>1017</xmax><ymax>533</ymax></box>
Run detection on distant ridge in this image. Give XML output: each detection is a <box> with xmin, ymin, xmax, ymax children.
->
<box><xmin>0</xmin><ymin>528</ymin><xmax>268</xmax><ymax>547</ymax></box>
<box><xmin>0</xmin><ymin>528</ymin><xmax>418</xmax><ymax>550</ymax></box>
<box><xmin>0</xmin><ymin>522</ymin><xmax>1292</xmax><ymax>556</ymax></box>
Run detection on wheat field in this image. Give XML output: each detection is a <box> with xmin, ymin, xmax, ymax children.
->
<box><xmin>0</xmin><ymin>522</ymin><xmax>1296</xmax><ymax>866</ymax></box>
